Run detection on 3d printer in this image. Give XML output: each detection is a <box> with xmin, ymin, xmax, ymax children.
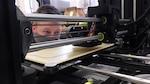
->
<box><xmin>0</xmin><ymin>0</ymin><xmax>150</xmax><ymax>84</ymax></box>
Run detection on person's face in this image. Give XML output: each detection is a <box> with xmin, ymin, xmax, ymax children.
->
<box><xmin>32</xmin><ymin>22</ymin><xmax>61</xmax><ymax>42</ymax></box>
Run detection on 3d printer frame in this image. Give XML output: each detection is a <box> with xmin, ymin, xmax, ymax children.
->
<box><xmin>1</xmin><ymin>0</ymin><xmax>150</xmax><ymax>84</ymax></box>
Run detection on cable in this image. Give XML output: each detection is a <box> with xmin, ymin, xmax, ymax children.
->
<box><xmin>146</xmin><ymin>17</ymin><xmax>150</xmax><ymax>25</ymax></box>
<box><xmin>116</xmin><ymin>36</ymin><xmax>147</xmax><ymax>53</ymax></box>
<box><xmin>115</xmin><ymin>26</ymin><xmax>150</xmax><ymax>53</ymax></box>
<box><xmin>123</xmin><ymin>6</ymin><xmax>150</xmax><ymax>27</ymax></box>
<box><xmin>136</xmin><ymin>25</ymin><xmax>150</xmax><ymax>36</ymax></box>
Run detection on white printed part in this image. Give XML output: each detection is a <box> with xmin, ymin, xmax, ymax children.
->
<box><xmin>44</xmin><ymin>62</ymin><xmax>57</xmax><ymax>67</ymax></box>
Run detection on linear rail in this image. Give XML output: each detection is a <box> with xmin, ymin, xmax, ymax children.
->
<box><xmin>29</xmin><ymin>35</ymin><xmax>101</xmax><ymax>52</ymax></box>
<box><xmin>100</xmin><ymin>53</ymin><xmax>150</xmax><ymax>61</ymax></box>
<box><xmin>25</xmin><ymin>14</ymin><xmax>101</xmax><ymax>22</ymax></box>
<box><xmin>76</xmin><ymin>65</ymin><xmax>150</xmax><ymax>84</ymax></box>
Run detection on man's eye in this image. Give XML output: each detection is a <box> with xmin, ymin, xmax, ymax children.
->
<box><xmin>44</xmin><ymin>31</ymin><xmax>50</xmax><ymax>34</ymax></box>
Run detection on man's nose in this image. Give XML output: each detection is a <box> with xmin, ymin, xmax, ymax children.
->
<box><xmin>48</xmin><ymin>32</ymin><xmax>57</xmax><ymax>37</ymax></box>
<box><xmin>50</xmin><ymin>32</ymin><xmax>54</xmax><ymax>36</ymax></box>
